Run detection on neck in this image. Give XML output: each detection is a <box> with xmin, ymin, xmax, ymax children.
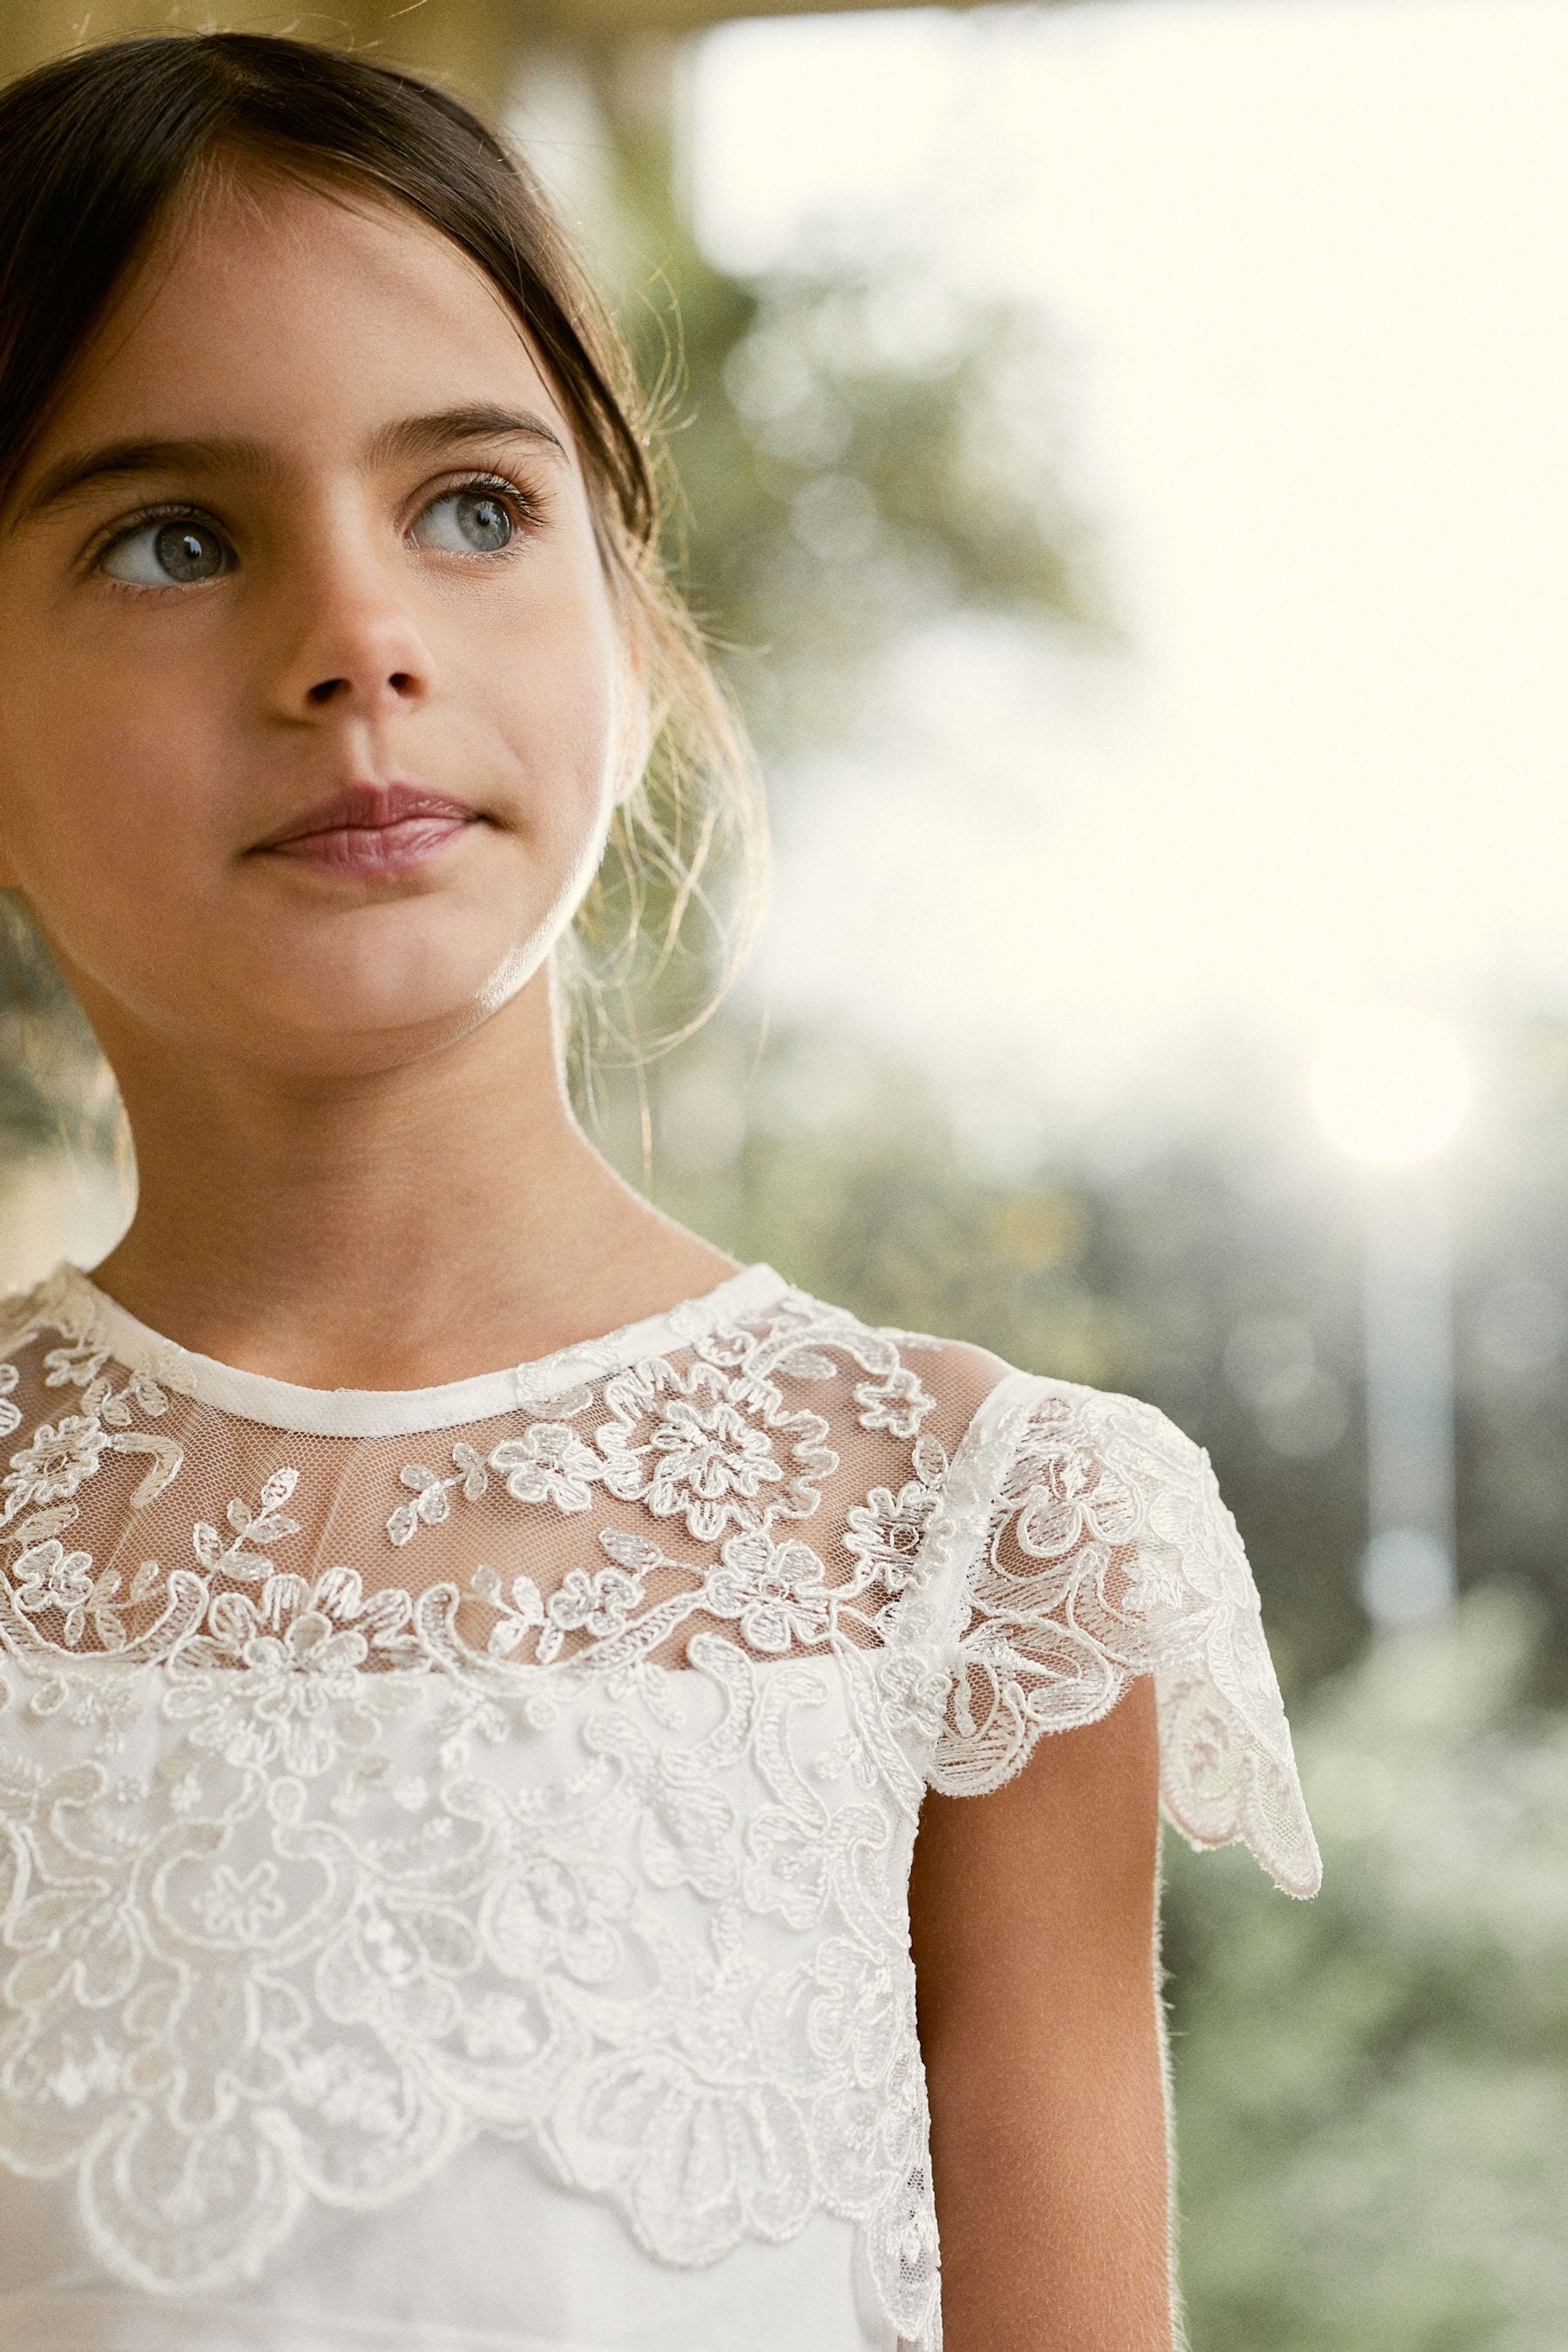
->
<box><xmin>82</xmin><ymin>973</ymin><xmax>734</xmax><ymax>1388</ymax></box>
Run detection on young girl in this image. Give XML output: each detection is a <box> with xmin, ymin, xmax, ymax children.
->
<box><xmin>0</xmin><ymin>31</ymin><xmax>1319</xmax><ymax>2352</ymax></box>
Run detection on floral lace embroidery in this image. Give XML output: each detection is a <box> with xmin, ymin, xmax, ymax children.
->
<box><xmin>0</xmin><ymin>1265</ymin><xmax>1318</xmax><ymax>2347</ymax></box>
<box><xmin>923</xmin><ymin>1377</ymin><xmax>1323</xmax><ymax>1899</ymax></box>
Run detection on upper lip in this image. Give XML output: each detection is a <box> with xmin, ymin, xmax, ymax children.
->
<box><xmin>252</xmin><ymin>781</ymin><xmax>480</xmax><ymax>850</ymax></box>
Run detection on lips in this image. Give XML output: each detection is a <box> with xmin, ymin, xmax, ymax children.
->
<box><xmin>252</xmin><ymin>782</ymin><xmax>481</xmax><ymax>878</ymax></box>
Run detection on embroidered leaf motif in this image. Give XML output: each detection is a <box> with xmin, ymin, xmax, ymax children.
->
<box><xmin>110</xmin><ymin>1432</ymin><xmax>183</xmax><ymax>1509</ymax></box>
<box><xmin>247</xmin><ymin>1512</ymin><xmax>301</xmax><ymax>1546</ymax></box>
<box><xmin>598</xmin><ymin>1528</ymin><xmax>666</xmax><ymax>1572</ymax></box>
<box><xmin>451</xmin><ymin>1443</ymin><xmax>488</xmax><ymax>1501</ymax></box>
<box><xmin>193</xmin><ymin>1478</ymin><xmax>301</xmax><ymax>1581</ymax></box>
<box><xmin>911</xmin><ymin>1436</ymin><xmax>948</xmax><ymax>1486</ymax></box>
<box><xmin>389</xmin><ymin>1462</ymin><xmax>458</xmax><ymax>1538</ymax></box>
<box><xmin>129</xmin><ymin>1559</ymin><xmax>163</xmax><ymax>1604</ymax></box>
<box><xmin>6</xmin><ymin>1507</ymin><xmax>78</xmax><ymax>1546</ymax></box>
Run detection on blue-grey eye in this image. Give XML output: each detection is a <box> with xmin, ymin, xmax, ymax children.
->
<box><xmin>415</xmin><ymin>488</ymin><xmax>516</xmax><ymax>555</ymax></box>
<box><xmin>100</xmin><ymin>518</ymin><xmax>233</xmax><ymax>587</ymax></box>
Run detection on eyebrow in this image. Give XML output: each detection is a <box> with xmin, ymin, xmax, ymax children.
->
<box><xmin>7</xmin><ymin>403</ymin><xmax>570</xmax><ymax>532</ymax></box>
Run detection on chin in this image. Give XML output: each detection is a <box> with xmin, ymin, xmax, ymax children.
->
<box><xmin>226</xmin><ymin>930</ymin><xmax>546</xmax><ymax>1067</ymax></box>
<box><xmin>227</xmin><ymin>996</ymin><xmax>514</xmax><ymax>1080</ymax></box>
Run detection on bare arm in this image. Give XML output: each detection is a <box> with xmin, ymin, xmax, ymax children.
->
<box><xmin>908</xmin><ymin>1676</ymin><xmax>1177</xmax><ymax>2352</ymax></box>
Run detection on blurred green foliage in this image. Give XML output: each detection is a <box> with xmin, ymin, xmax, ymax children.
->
<box><xmin>1167</xmin><ymin>1590</ymin><xmax>1568</xmax><ymax>2352</ymax></box>
<box><xmin>0</xmin><ymin>897</ymin><xmax>110</xmax><ymax>1164</ymax></box>
<box><xmin>600</xmin><ymin>86</ymin><xmax>1105</xmax><ymax>760</ymax></box>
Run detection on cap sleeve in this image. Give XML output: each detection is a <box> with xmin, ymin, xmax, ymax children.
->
<box><xmin>922</xmin><ymin>1376</ymin><xmax>1321</xmax><ymax>1898</ymax></box>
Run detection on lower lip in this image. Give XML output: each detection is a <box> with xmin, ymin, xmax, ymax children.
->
<box><xmin>263</xmin><ymin>814</ymin><xmax>476</xmax><ymax>877</ymax></box>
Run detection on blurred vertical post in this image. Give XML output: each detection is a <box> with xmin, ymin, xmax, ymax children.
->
<box><xmin>1360</xmin><ymin>1165</ymin><xmax>1456</xmax><ymax>1624</ymax></box>
<box><xmin>1309</xmin><ymin>1006</ymin><xmax>1471</xmax><ymax>1632</ymax></box>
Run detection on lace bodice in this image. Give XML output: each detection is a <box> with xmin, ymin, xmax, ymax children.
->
<box><xmin>0</xmin><ymin>1260</ymin><xmax>1319</xmax><ymax>2352</ymax></box>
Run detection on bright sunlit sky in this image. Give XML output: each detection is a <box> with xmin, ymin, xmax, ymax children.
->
<box><xmin>686</xmin><ymin>0</ymin><xmax>1568</xmax><ymax>1126</ymax></box>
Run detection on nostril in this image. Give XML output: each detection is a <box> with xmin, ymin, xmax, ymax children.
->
<box><xmin>300</xmin><ymin>672</ymin><xmax>417</xmax><ymax>708</ymax></box>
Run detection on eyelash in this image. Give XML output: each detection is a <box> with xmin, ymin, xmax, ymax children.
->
<box><xmin>86</xmin><ymin>468</ymin><xmax>549</xmax><ymax>584</ymax></box>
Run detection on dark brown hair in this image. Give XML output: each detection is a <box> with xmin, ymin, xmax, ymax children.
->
<box><xmin>0</xmin><ymin>30</ymin><xmax>765</xmax><ymax>1058</ymax></box>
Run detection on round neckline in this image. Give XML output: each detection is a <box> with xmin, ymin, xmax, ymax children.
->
<box><xmin>53</xmin><ymin>1259</ymin><xmax>792</xmax><ymax>1439</ymax></box>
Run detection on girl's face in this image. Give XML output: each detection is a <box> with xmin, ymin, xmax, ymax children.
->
<box><xmin>0</xmin><ymin>166</ymin><xmax>635</xmax><ymax>1079</ymax></box>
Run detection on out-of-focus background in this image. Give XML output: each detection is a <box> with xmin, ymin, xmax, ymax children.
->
<box><xmin>3</xmin><ymin>0</ymin><xmax>1567</xmax><ymax>2339</ymax></box>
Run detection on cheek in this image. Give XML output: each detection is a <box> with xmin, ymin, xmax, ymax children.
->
<box><xmin>480</xmin><ymin>566</ymin><xmax>626</xmax><ymax>862</ymax></box>
<box><xmin>0</xmin><ymin>641</ymin><xmax>223</xmax><ymax>958</ymax></box>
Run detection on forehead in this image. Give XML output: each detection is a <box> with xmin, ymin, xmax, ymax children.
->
<box><xmin>36</xmin><ymin>161</ymin><xmax>575</xmax><ymax>456</ymax></box>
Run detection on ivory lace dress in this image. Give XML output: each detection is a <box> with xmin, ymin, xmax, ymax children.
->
<box><xmin>0</xmin><ymin>1259</ymin><xmax>1320</xmax><ymax>2352</ymax></box>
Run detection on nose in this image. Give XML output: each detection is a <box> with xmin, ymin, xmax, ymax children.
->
<box><xmin>269</xmin><ymin>560</ymin><xmax>435</xmax><ymax>722</ymax></box>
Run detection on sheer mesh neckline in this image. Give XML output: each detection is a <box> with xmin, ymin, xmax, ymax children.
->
<box><xmin>48</xmin><ymin>1258</ymin><xmax>791</xmax><ymax>1439</ymax></box>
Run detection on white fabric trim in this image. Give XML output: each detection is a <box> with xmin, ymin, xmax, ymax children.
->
<box><xmin>52</xmin><ymin>1260</ymin><xmax>791</xmax><ymax>1437</ymax></box>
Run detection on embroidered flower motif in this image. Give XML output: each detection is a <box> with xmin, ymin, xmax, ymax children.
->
<box><xmin>13</xmin><ymin>1538</ymin><xmax>95</xmax><ymax>1619</ymax></box>
<box><xmin>3</xmin><ymin>1414</ymin><xmax>112</xmax><ymax>1510</ymax></box>
<box><xmin>0</xmin><ymin>1362</ymin><xmax>20</xmax><ymax>1441</ymax></box>
<box><xmin>854</xmin><ymin>1368</ymin><xmax>932</xmax><ymax>1440</ymax></box>
<box><xmin>10</xmin><ymin>1538</ymin><xmax>125</xmax><ymax>1649</ymax></box>
<box><xmin>489</xmin><ymin>1423</ymin><xmax>599</xmax><ymax>1514</ymax></box>
<box><xmin>168</xmin><ymin>1567</ymin><xmax>395</xmax><ymax>1775</ymax></box>
<box><xmin>316</xmin><ymin>1890</ymin><xmax>476</xmax><ymax>2044</ymax></box>
<box><xmin>541</xmin><ymin>1565</ymin><xmax>644</xmax><ymax>1663</ymax></box>
<box><xmin>179</xmin><ymin>1617</ymin><xmax>370</xmax><ymax>1774</ymax></box>
<box><xmin>598</xmin><ymin>1360</ymin><xmax>834</xmax><ymax>1543</ymax></box>
<box><xmin>646</xmin><ymin>1397</ymin><xmax>782</xmax><ymax>1527</ymax></box>
<box><xmin>40</xmin><ymin>1339</ymin><xmax>112</xmax><ymax>1391</ymax></box>
<box><xmin>706</xmin><ymin>1531</ymin><xmax>831</xmax><ymax>1652</ymax></box>
<box><xmin>744</xmin><ymin>1807</ymin><xmax>830</xmax><ymax>1929</ymax></box>
<box><xmin>195</xmin><ymin>1862</ymin><xmax>287</xmax><ymax>1942</ymax></box>
<box><xmin>44</xmin><ymin>2037</ymin><xmax>120</xmax><ymax>2113</ymax></box>
<box><xmin>801</xmin><ymin>1936</ymin><xmax>900</xmax><ymax>2085</ymax></box>
<box><xmin>472</xmin><ymin>1558</ymin><xmax>648</xmax><ymax>1666</ymax></box>
<box><xmin>554</xmin><ymin>2049</ymin><xmax>814</xmax><ymax>2264</ymax></box>
<box><xmin>470</xmin><ymin>1564</ymin><xmax>548</xmax><ymax>1659</ymax></box>
<box><xmin>288</xmin><ymin>2040</ymin><xmax>408</xmax><ymax>2138</ymax></box>
<box><xmin>1118</xmin><ymin>1537</ymin><xmax>1195</xmax><ymax>1622</ymax></box>
<box><xmin>875</xmin><ymin>1650</ymin><xmax>952</xmax><ymax>1746</ymax></box>
<box><xmin>488</xmin><ymin>1852</ymin><xmax>634</xmax><ymax>1984</ymax></box>
<box><xmin>843</xmin><ymin>1477</ymin><xmax>941</xmax><ymax>1593</ymax></box>
<box><xmin>1007</xmin><ymin>1419</ymin><xmax>1142</xmax><ymax>1560</ymax></box>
